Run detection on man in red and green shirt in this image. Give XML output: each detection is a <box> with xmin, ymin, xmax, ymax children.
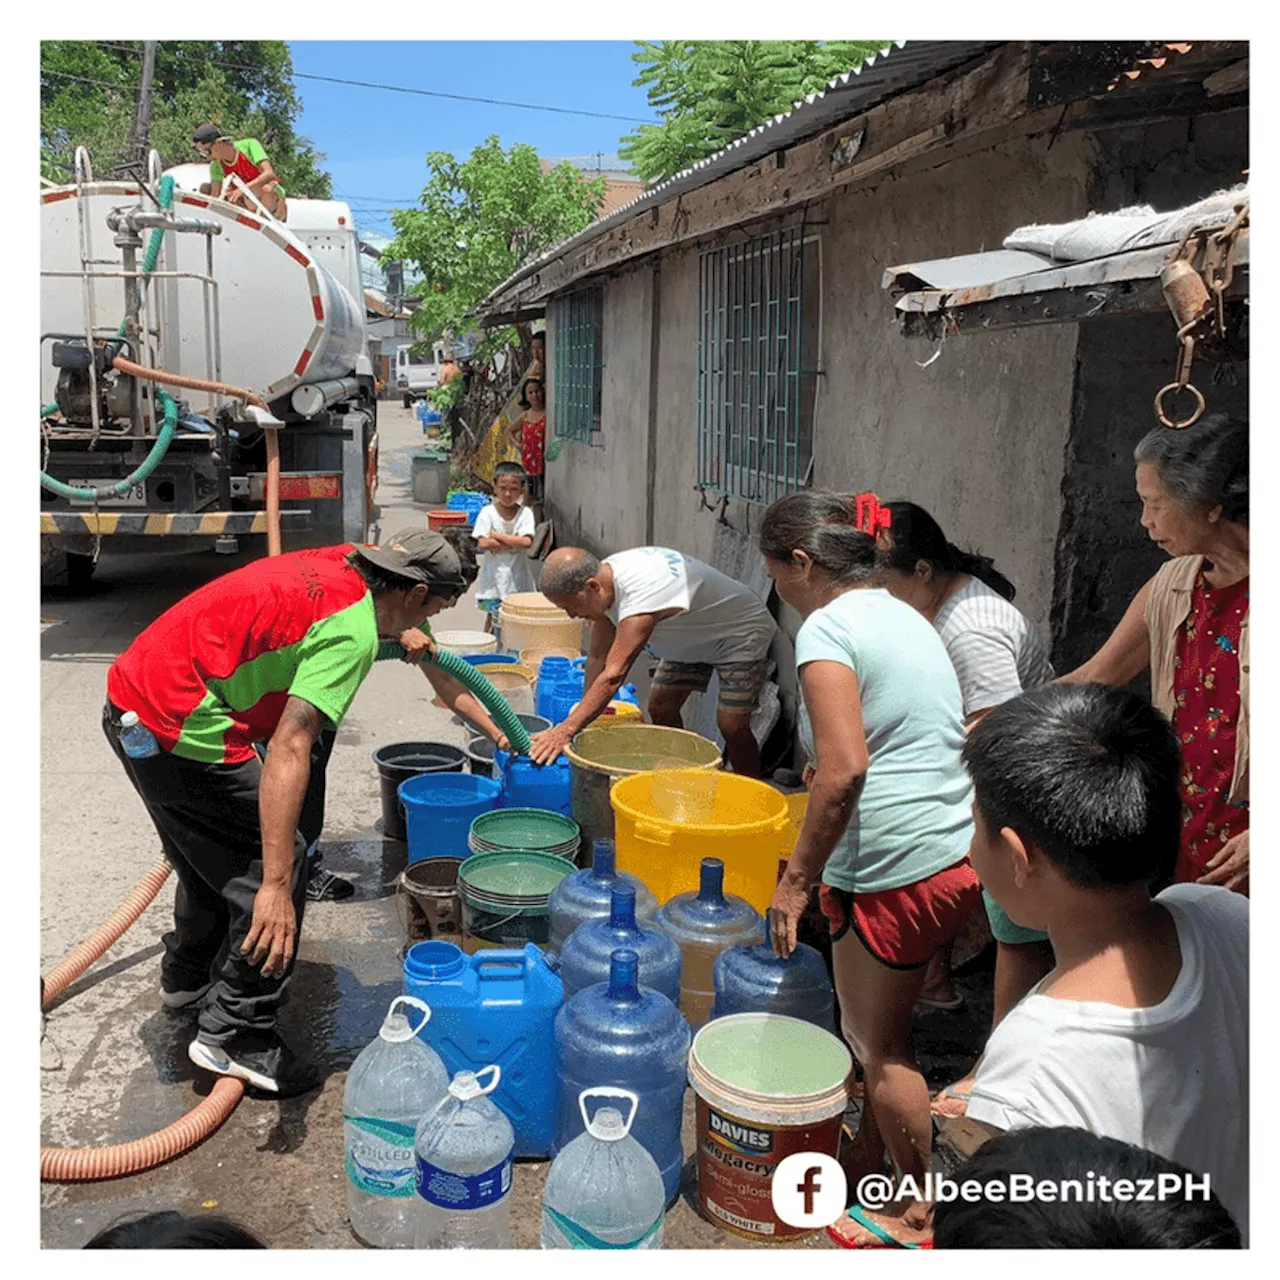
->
<box><xmin>104</xmin><ymin>529</ymin><xmax>487</xmax><ymax>1095</ymax></box>
<box><xmin>192</xmin><ymin>122</ymin><xmax>287</xmax><ymax>220</ymax></box>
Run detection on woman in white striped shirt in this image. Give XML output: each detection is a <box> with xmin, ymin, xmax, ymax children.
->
<box><xmin>879</xmin><ymin>502</ymin><xmax>1055</xmax><ymax>1117</ymax></box>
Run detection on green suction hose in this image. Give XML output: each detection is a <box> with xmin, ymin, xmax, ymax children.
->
<box><xmin>40</xmin><ymin>175</ymin><xmax>180</xmax><ymax>503</ymax></box>
<box><xmin>376</xmin><ymin>641</ymin><xmax>534</xmax><ymax>755</ymax></box>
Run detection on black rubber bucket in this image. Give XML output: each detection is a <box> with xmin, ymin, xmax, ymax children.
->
<box><xmin>373</xmin><ymin>742</ymin><xmax>467</xmax><ymax>841</ymax></box>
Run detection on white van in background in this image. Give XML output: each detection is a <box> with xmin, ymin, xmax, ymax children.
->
<box><xmin>395</xmin><ymin>341</ymin><xmax>448</xmax><ymax>407</ymax></box>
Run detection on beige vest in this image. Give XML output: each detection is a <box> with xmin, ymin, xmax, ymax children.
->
<box><xmin>1145</xmin><ymin>555</ymin><xmax>1249</xmax><ymax>804</ymax></box>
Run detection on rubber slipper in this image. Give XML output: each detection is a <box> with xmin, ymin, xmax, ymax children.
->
<box><xmin>827</xmin><ymin>1206</ymin><xmax>930</xmax><ymax>1250</ymax></box>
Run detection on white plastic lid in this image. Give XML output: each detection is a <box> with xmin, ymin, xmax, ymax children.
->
<box><xmin>590</xmin><ymin>1108</ymin><xmax>626</xmax><ymax>1142</ymax></box>
<box><xmin>579</xmin><ymin>1086</ymin><xmax>638</xmax><ymax>1141</ymax></box>
<box><xmin>448</xmin><ymin>1063</ymin><xmax>501</xmax><ymax>1101</ymax></box>
<box><xmin>379</xmin><ymin>995</ymin><xmax>431</xmax><ymax>1043</ymax></box>
<box><xmin>120</xmin><ymin>711</ymin><xmax>139</xmax><ymax>728</ymax></box>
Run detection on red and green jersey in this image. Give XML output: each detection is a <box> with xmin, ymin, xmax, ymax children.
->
<box><xmin>107</xmin><ymin>546</ymin><xmax>378</xmax><ymax>764</ymax></box>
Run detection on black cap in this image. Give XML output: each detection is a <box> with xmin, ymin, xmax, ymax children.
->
<box><xmin>192</xmin><ymin>123</ymin><xmax>224</xmax><ymax>144</ymax></box>
<box><xmin>351</xmin><ymin>527</ymin><xmax>464</xmax><ymax>592</ymax></box>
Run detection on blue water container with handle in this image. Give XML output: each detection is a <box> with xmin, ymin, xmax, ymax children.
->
<box><xmin>712</xmin><ymin>914</ymin><xmax>836</xmax><ymax>1032</ymax></box>
<box><xmin>553</xmin><ymin>949</ymin><xmax>691</xmax><ymax>1206</ymax></box>
<box><xmin>402</xmin><ymin>940</ymin><xmax>562</xmax><ymax>1158</ymax></box>
<box><xmin>559</xmin><ymin>885</ymin><xmax>682</xmax><ymax>1004</ymax></box>
<box><xmin>495</xmin><ymin>747</ymin><xmax>572</xmax><ymax>816</ymax></box>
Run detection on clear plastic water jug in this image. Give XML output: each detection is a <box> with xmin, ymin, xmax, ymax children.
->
<box><xmin>414</xmin><ymin>1065</ymin><xmax>514</xmax><ymax>1249</ymax></box>
<box><xmin>344</xmin><ymin>996</ymin><xmax>449</xmax><ymax>1249</ymax></box>
<box><xmin>712</xmin><ymin>916</ymin><xmax>836</xmax><ymax>1032</ymax></box>
<box><xmin>548</xmin><ymin>838</ymin><xmax>658</xmax><ymax>954</ymax></box>
<box><xmin>559</xmin><ymin>884</ymin><xmax>681</xmax><ymax>1005</ymax></box>
<box><xmin>653</xmin><ymin>858</ymin><xmax>762</xmax><ymax>1029</ymax></box>
<box><xmin>542</xmin><ymin>1087</ymin><xmax>665</xmax><ymax>1249</ymax></box>
<box><xmin>554</xmin><ymin>949</ymin><xmax>691</xmax><ymax>1205</ymax></box>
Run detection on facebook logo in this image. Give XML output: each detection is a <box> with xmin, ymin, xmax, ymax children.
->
<box><xmin>771</xmin><ymin>1153</ymin><xmax>847</xmax><ymax>1228</ymax></box>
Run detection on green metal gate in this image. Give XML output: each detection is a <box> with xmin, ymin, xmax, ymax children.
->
<box><xmin>697</xmin><ymin>227</ymin><xmax>816</xmax><ymax>505</ymax></box>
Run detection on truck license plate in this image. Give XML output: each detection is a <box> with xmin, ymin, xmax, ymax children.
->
<box><xmin>66</xmin><ymin>481</ymin><xmax>147</xmax><ymax>508</ymax></box>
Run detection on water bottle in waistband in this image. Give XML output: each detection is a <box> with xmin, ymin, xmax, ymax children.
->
<box><xmin>119</xmin><ymin>711</ymin><xmax>160</xmax><ymax>759</ymax></box>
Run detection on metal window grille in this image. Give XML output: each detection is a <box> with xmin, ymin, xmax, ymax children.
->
<box><xmin>552</xmin><ymin>286</ymin><xmax>603</xmax><ymax>443</ymax></box>
<box><xmin>697</xmin><ymin>227</ymin><xmax>818</xmax><ymax>505</ymax></box>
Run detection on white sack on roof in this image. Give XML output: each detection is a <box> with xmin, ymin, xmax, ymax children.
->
<box><xmin>1003</xmin><ymin>183</ymin><xmax>1248</xmax><ymax>262</ymax></box>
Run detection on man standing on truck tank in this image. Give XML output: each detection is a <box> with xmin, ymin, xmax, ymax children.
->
<box><xmin>103</xmin><ymin>530</ymin><xmax>472</xmax><ymax>1096</ymax></box>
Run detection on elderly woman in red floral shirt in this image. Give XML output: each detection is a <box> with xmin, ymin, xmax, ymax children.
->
<box><xmin>1064</xmin><ymin>413</ymin><xmax>1249</xmax><ymax>893</ymax></box>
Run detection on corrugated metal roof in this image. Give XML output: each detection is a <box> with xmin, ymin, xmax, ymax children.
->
<box><xmin>477</xmin><ymin>39</ymin><xmax>1005</xmax><ymax>315</ymax></box>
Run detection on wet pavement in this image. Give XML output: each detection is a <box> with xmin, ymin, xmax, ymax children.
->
<box><xmin>40</xmin><ymin>403</ymin><xmax>992</xmax><ymax>1249</ymax></box>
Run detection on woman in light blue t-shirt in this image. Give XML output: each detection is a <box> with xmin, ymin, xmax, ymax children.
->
<box><xmin>762</xmin><ymin>490</ymin><xmax>980</xmax><ymax>1249</ymax></box>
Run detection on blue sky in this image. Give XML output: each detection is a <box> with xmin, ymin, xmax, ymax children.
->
<box><xmin>289</xmin><ymin>42</ymin><xmax>657</xmax><ymax>238</ymax></box>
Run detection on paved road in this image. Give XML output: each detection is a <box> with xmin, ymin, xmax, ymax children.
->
<box><xmin>40</xmin><ymin>403</ymin><xmax>989</xmax><ymax>1249</ymax></box>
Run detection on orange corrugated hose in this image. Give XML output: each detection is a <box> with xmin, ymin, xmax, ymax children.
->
<box><xmin>40</xmin><ymin>858</ymin><xmax>248</xmax><ymax>1182</ymax></box>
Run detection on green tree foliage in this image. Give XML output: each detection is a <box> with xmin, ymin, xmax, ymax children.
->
<box><xmin>40</xmin><ymin>40</ymin><xmax>331</xmax><ymax>196</ymax></box>
<box><xmin>385</xmin><ymin>136</ymin><xmax>605</xmax><ymax>347</ymax></box>
<box><xmin>620</xmin><ymin>40</ymin><xmax>894</xmax><ymax>185</ymax></box>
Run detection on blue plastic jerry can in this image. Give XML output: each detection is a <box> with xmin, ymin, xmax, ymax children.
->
<box><xmin>403</xmin><ymin>941</ymin><xmax>563</xmax><ymax>1158</ymax></box>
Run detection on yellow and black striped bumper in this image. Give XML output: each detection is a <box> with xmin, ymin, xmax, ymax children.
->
<box><xmin>40</xmin><ymin>510</ymin><xmax>313</xmax><ymax>536</ymax></box>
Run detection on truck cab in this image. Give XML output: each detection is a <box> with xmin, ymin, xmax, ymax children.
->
<box><xmin>395</xmin><ymin>341</ymin><xmax>447</xmax><ymax>407</ymax></box>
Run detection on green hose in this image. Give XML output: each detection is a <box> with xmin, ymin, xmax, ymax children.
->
<box><xmin>376</xmin><ymin>641</ymin><xmax>534</xmax><ymax>755</ymax></box>
<box><xmin>41</xmin><ymin>175</ymin><xmax>180</xmax><ymax>503</ymax></box>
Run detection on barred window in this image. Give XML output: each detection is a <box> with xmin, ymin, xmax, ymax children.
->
<box><xmin>697</xmin><ymin>227</ymin><xmax>819</xmax><ymax>505</ymax></box>
<box><xmin>552</xmin><ymin>286</ymin><xmax>603</xmax><ymax>443</ymax></box>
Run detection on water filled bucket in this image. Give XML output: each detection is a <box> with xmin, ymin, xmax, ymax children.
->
<box><xmin>397</xmin><ymin>857</ymin><xmax>465</xmax><ymax>948</ymax></box>
<box><xmin>688</xmin><ymin>1013</ymin><xmax>851</xmax><ymax>1242</ymax></box>
<box><xmin>567</xmin><ymin>725</ymin><xmax>722</xmax><ymax>851</ymax></box>
<box><xmin>612</xmin><ymin>770</ymin><xmax>790</xmax><ymax>912</ymax></box>
<box><xmin>469</xmin><ymin>808</ymin><xmax>581</xmax><ymax>859</ymax></box>
<box><xmin>372</xmin><ymin>741</ymin><xmax>467</xmax><ymax>842</ymax></box>
<box><xmin>399</xmin><ymin>772</ymin><xmax>501</xmax><ymax>864</ymax></box>
<box><xmin>458</xmin><ymin>851</ymin><xmax>575</xmax><ymax>951</ymax></box>
<box><xmin>474</xmin><ymin>665</ymin><xmax>536</xmax><ymax>717</ymax></box>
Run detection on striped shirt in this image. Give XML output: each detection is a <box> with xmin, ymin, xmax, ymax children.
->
<box><xmin>933</xmin><ymin>577</ymin><xmax>1054</xmax><ymax>719</ymax></box>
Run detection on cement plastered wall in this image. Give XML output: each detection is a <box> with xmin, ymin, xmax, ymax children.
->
<box><xmin>1050</xmin><ymin>110</ymin><xmax>1250</xmax><ymax>673</ymax></box>
<box><xmin>813</xmin><ymin>130</ymin><xmax>1099</xmax><ymax>638</ymax></box>
<box><xmin>545</xmin><ymin>268</ymin><xmax>653</xmax><ymax>558</ymax></box>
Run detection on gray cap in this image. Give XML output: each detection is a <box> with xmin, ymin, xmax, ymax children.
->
<box><xmin>351</xmin><ymin>527</ymin><xmax>464</xmax><ymax>592</ymax></box>
<box><xmin>192</xmin><ymin>123</ymin><xmax>225</xmax><ymax>144</ymax></box>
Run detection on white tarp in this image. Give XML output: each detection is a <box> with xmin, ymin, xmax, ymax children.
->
<box><xmin>1004</xmin><ymin>183</ymin><xmax>1248</xmax><ymax>263</ymax></box>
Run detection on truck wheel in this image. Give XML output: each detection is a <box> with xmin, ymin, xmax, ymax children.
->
<box><xmin>403</xmin><ymin>394</ymin><xmax>412</xmax><ymax>409</ymax></box>
<box><xmin>65</xmin><ymin>551</ymin><xmax>96</xmax><ymax>593</ymax></box>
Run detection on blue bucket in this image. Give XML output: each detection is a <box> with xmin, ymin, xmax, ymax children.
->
<box><xmin>399</xmin><ymin>773</ymin><xmax>501</xmax><ymax>864</ymax></box>
<box><xmin>461</xmin><ymin>652</ymin><xmax>519</xmax><ymax>668</ymax></box>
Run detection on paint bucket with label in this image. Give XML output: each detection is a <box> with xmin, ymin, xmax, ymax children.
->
<box><xmin>688</xmin><ymin>1012</ymin><xmax>851</xmax><ymax>1242</ymax></box>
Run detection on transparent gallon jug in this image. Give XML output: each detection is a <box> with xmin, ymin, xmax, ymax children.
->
<box><xmin>712</xmin><ymin>916</ymin><xmax>836</xmax><ymax>1032</ymax></box>
<box><xmin>559</xmin><ymin>883</ymin><xmax>681</xmax><ymax>1004</ymax></box>
<box><xmin>548</xmin><ymin>838</ymin><xmax>658</xmax><ymax>953</ymax></box>
<box><xmin>542</xmin><ymin>1088</ymin><xmax>665</xmax><ymax>1249</ymax></box>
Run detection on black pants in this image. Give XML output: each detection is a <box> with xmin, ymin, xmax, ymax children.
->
<box><xmin>103</xmin><ymin>702</ymin><xmax>309</xmax><ymax>1045</ymax></box>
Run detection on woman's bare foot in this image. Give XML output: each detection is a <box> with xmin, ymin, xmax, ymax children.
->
<box><xmin>828</xmin><ymin>1198</ymin><xmax>933</xmax><ymax>1249</ymax></box>
<box><xmin>930</xmin><ymin>1069</ymin><xmax>977</xmax><ymax>1118</ymax></box>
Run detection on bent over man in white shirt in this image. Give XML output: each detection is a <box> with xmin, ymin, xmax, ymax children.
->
<box><xmin>530</xmin><ymin>545</ymin><xmax>777</xmax><ymax>776</ymax></box>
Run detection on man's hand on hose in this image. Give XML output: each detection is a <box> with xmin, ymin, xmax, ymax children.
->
<box><xmin>398</xmin><ymin>626</ymin><xmax>437</xmax><ymax>664</ymax></box>
<box><xmin>242</xmin><ymin>883</ymin><xmax>297</xmax><ymax>978</ymax></box>
<box><xmin>530</xmin><ymin>723</ymin><xmax>573</xmax><ymax>765</ymax></box>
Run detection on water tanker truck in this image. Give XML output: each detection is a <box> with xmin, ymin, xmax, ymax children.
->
<box><xmin>40</xmin><ymin>150</ymin><xmax>378</xmax><ymax>586</ymax></box>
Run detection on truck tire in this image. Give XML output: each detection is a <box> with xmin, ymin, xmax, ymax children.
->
<box><xmin>65</xmin><ymin>551</ymin><xmax>96</xmax><ymax>593</ymax></box>
<box><xmin>402</xmin><ymin>393</ymin><xmax>412</xmax><ymax>409</ymax></box>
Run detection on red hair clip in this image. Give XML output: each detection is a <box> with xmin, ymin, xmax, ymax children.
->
<box><xmin>852</xmin><ymin>492</ymin><xmax>892</xmax><ymax>538</ymax></box>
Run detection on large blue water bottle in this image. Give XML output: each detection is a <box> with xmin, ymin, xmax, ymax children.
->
<box><xmin>536</xmin><ymin>656</ymin><xmax>574</xmax><ymax>721</ymax></box>
<box><xmin>553</xmin><ymin>949</ymin><xmax>691</xmax><ymax>1206</ymax></box>
<box><xmin>559</xmin><ymin>885</ymin><xmax>681</xmax><ymax>1004</ymax></box>
<box><xmin>547</xmin><ymin>839</ymin><xmax>658</xmax><ymax>954</ymax></box>
<box><xmin>712</xmin><ymin>916</ymin><xmax>836</xmax><ymax>1032</ymax></box>
<box><xmin>403</xmin><ymin>941</ymin><xmax>562</xmax><ymax>1158</ymax></box>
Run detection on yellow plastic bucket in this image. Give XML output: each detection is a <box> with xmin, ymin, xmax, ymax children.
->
<box><xmin>610</xmin><ymin>769</ymin><xmax>791</xmax><ymax>912</ymax></box>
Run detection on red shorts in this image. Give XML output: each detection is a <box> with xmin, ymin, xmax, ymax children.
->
<box><xmin>820</xmin><ymin>859</ymin><xmax>982</xmax><ymax>969</ymax></box>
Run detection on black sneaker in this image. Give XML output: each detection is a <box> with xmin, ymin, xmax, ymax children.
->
<box><xmin>307</xmin><ymin>866</ymin><xmax>355</xmax><ymax>902</ymax></box>
<box><xmin>188</xmin><ymin>1033</ymin><xmax>321</xmax><ymax>1098</ymax></box>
